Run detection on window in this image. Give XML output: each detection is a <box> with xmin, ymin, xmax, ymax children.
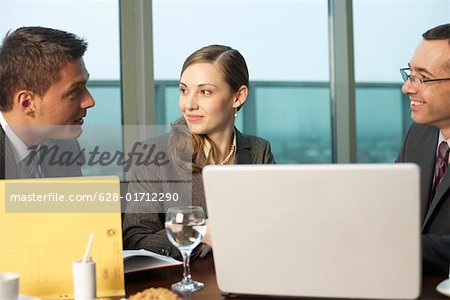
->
<box><xmin>0</xmin><ymin>0</ymin><xmax>123</xmax><ymax>177</ymax></box>
<box><xmin>153</xmin><ymin>0</ymin><xmax>330</xmax><ymax>163</ymax></box>
<box><xmin>353</xmin><ymin>0</ymin><xmax>450</xmax><ymax>162</ymax></box>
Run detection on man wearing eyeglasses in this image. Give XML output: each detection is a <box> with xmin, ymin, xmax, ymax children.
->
<box><xmin>396</xmin><ymin>23</ymin><xmax>450</xmax><ymax>275</ymax></box>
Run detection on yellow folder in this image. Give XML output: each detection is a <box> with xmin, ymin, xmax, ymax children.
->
<box><xmin>0</xmin><ymin>176</ymin><xmax>125</xmax><ymax>299</ymax></box>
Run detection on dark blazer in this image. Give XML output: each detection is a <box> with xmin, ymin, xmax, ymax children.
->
<box><xmin>396</xmin><ymin>123</ymin><xmax>450</xmax><ymax>275</ymax></box>
<box><xmin>123</xmin><ymin>129</ymin><xmax>275</xmax><ymax>259</ymax></box>
<box><xmin>0</xmin><ymin>127</ymin><xmax>82</xmax><ymax>179</ymax></box>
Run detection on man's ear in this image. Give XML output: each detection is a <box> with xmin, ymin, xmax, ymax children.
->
<box><xmin>15</xmin><ymin>90</ymin><xmax>36</xmax><ymax>116</ymax></box>
<box><xmin>232</xmin><ymin>85</ymin><xmax>248</xmax><ymax>109</ymax></box>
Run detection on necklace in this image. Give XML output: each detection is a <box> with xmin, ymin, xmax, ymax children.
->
<box><xmin>220</xmin><ymin>143</ymin><xmax>236</xmax><ymax>165</ymax></box>
<box><xmin>220</xmin><ymin>131</ymin><xmax>236</xmax><ymax>165</ymax></box>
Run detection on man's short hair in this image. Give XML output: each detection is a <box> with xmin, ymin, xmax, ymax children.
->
<box><xmin>0</xmin><ymin>26</ymin><xmax>87</xmax><ymax>111</ymax></box>
<box><xmin>422</xmin><ymin>23</ymin><xmax>450</xmax><ymax>41</ymax></box>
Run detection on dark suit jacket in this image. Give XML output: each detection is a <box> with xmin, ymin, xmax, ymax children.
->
<box><xmin>0</xmin><ymin>127</ymin><xmax>82</xmax><ymax>179</ymax></box>
<box><xmin>396</xmin><ymin>123</ymin><xmax>450</xmax><ymax>275</ymax></box>
<box><xmin>123</xmin><ymin>129</ymin><xmax>275</xmax><ymax>259</ymax></box>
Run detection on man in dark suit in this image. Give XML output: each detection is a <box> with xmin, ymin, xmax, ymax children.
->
<box><xmin>0</xmin><ymin>27</ymin><xmax>95</xmax><ymax>178</ymax></box>
<box><xmin>396</xmin><ymin>23</ymin><xmax>450</xmax><ymax>275</ymax></box>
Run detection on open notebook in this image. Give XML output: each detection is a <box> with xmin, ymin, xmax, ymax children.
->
<box><xmin>123</xmin><ymin>249</ymin><xmax>181</xmax><ymax>273</ymax></box>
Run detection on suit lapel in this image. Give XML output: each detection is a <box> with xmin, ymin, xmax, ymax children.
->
<box><xmin>0</xmin><ymin>128</ymin><xmax>6</xmax><ymax>179</ymax></box>
<box><xmin>235</xmin><ymin>128</ymin><xmax>252</xmax><ymax>164</ymax></box>
<box><xmin>0</xmin><ymin>127</ymin><xmax>19</xmax><ymax>179</ymax></box>
<box><xmin>405</xmin><ymin>125</ymin><xmax>437</xmax><ymax>224</ymax></box>
<box><xmin>418</xmin><ymin>131</ymin><xmax>438</xmax><ymax>225</ymax></box>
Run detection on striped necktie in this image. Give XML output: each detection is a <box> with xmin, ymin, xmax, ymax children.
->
<box><xmin>18</xmin><ymin>149</ymin><xmax>43</xmax><ymax>178</ymax></box>
<box><xmin>431</xmin><ymin>141</ymin><xmax>450</xmax><ymax>199</ymax></box>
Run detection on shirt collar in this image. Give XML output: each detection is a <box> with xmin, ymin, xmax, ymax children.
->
<box><xmin>0</xmin><ymin>112</ymin><xmax>34</xmax><ymax>164</ymax></box>
<box><xmin>437</xmin><ymin>131</ymin><xmax>450</xmax><ymax>147</ymax></box>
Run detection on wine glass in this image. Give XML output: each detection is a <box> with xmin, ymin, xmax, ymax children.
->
<box><xmin>165</xmin><ymin>206</ymin><xmax>206</xmax><ymax>292</ymax></box>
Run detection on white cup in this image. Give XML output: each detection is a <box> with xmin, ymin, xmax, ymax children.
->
<box><xmin>73</xmin><ymin>260</ymin><xmax>96</xmax><ymax>300</ymax></box>
<box><xmin>0</xmin><ymin>272</ymin><xmax>19</xmax><ymax>300</ymax></box>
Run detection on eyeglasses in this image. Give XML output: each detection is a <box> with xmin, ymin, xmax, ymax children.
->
<box><xmin>400</xmin><ymin>67</ymin><xmax>450</xmax><ymax>90</ymax></box>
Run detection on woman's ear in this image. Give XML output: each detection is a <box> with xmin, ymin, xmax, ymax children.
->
<box><xmin>16</xmin><ymin>90</ymin><xmax>36</xmax><ymax>116</ymax></box>
<box><xmin>232</xmin><ymin>85</ymin><xmax>248</xmax><ymax>109</ymax></box>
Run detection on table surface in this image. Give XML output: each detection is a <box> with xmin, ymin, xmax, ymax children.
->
<box><xmin>123</xmin><ymin>254</ymin><xmax>449</xmax><ymax>300</ymax></box>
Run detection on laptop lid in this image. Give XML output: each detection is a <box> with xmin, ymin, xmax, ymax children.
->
<box><xmin>203</xmin><ymin>164</ymin><xmax>421</xmax><ymax>299</ymax></box>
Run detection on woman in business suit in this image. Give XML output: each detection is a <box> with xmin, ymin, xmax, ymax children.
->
<box><xmin>123</xmin><ymin>45</ymin><xmax>275</xmax><ymax>259</ymax></box>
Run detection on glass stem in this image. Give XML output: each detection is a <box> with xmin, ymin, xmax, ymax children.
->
<box><xmin>181</xmin><ymin>250</ymin><xmax>192</xmax><ymax>284</ymax></box>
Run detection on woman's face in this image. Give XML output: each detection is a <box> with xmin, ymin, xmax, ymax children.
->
<box><xmin>179</xmin><ymin>62</ymin><xmax>237</xmax><ymax>136</ymax></box>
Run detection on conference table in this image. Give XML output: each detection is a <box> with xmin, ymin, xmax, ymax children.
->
<box><xmin>124</xmin><ymin>253</ymin><xmax>449</xmax><ymax>300</ymax></box>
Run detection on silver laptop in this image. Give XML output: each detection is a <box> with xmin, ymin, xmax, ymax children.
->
<box><xmin>203</xmin><ymin>164</ymin><xmax>421</xmax><ymax>299</ymax></box>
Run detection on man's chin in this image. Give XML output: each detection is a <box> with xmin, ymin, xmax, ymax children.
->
<box><xmin>62</xmin><ymin>126</ymin><xmax>82</xmax><ymax>139</ymax></box>
<box><xmin>43</xmin><ymin>125</ymin><xmax>83</xmax><ymax>140</ymax></box>
<box><xmin>410</xmin><ymin>113</ymin><xmax>427</xmax><ymax>125</ymax></box>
